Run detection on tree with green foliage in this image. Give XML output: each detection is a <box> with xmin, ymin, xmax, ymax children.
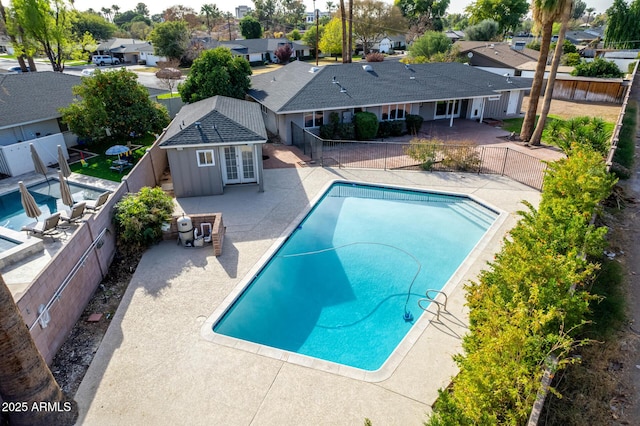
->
<box><xmin>201</xmin><ymin>3</ymin><xmax>221</xmax><ymax>34</ymax></box>
<box><xmin>443</xmin><ymin>13</ymin><xmax>469</xmax><ymax>30</ymax></box>
<box><xmin>9</xmin><ymin>0</ymin><xmax>75</xmax><ymax>72</ymax></box>
<box><xmin>240</xmin><ymin>15</ymin><xmax>263</xmax><ymax>39</ymax></box>
<box><xmin>409</xmin><ymin>30</ymin><xmax>451</xmax><ymax>59</ymax></box>
<box><xmin>252</xmin><ymin>0</ymin><xmax>277</xmax><ymax>30</ymax></box>
<box><xmin>287</xmin><ymin>28</ymin><xmax>302</xmax><ymax>40</ymax></box>
<box><xmin>280</xmin><ymin>0</ymin><xmax>306</xmax><ymax>30</ymax></box>
<box><xmin>464</xmin><ymin>18</ymin><xmax>499</xmax><ymax>40</ymax></box>
<box><xmin>72</xmin><ymin>10</ymin><xmax>117</xmax><ymax>41</ymax></box>
<box><xmin>605</xmin><ymin>0</ymin><xmax>640</xmax><ymax>49</ymax></box>
<box><xmin>134</xmin><ymin>2</ymin><xmax>149</xmax><ymax>17</ymax></box>
<box><xmin>178</xmin><ymin>47</ymin><xmax>252</xmax><ymax>103</ymax></box>
<box><xmin>319</xmin><ymin>17</ymin><xmax>343</xmax><ymax>59</ymax></box>
<box><xmin>302</xmin><ymin>23</ymin><xmax>324</xmax><ymax>58</ymax></box>
<box><xmin>571</xmin><ymin>57</ymin><xmax>624</xmax><ymax>77</ymax></box>
<box><xmin>149</xmin><ymin>20</ymin><xmax>190</xmax><ymax>61</ymax></box>
<box><xmin>572</xmin><ymin>0</ymin><xmax>587</xmax><ymax>19</ymax></box>
<box><xmin>114</xmin><ymin>186</ymin><xmax>174</xmax><ymax>250</ymax></box>
<box><xmin>354</xmin><ymin>111</ymin><xmax>379</xmax><ymax>140</ymax></box>
<box><xmin>395</xmin><ymin>0</ymin><xmax>449</xmax><ymax>31</ymax></box>
<box><xmin>352</xmin><ymin>0</ymin><xmax>406</xmax><ymax>56</ymax></box>
<box><xmin>60</xmin><ymin>68</ymin><xmax>170</xmax><ymax>142</ymax></box>
<box><xmin>465</xmin><ymin>0</ymin><xmax>529</xmax><ymax>35</ymax></box>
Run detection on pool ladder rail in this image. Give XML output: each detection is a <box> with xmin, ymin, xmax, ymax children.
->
<box><xmin>418</xmin><ymin>289</ymin><xmax>448</xmax><ymax>321</ymax></box>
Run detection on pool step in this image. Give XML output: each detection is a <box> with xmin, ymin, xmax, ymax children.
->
<box><xmin>449</xmin><ymin>201</ymin><xmax>496</xmax><ymax>229</ymax></box>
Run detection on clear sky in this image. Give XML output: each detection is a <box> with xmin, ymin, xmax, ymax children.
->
<box><xmin>67</xmin><ymin>0</ymin><xmax>615</xmax><ymax>19</ymax></box>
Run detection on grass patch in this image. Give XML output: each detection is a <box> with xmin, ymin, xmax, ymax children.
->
<box><xmin>66</xmin><ymin>60</ymin><xmax>90</xmax><ymax>66</ymax></box>
<box><xmin>157</xmin><ymin>92</ymin><xmax>182</xmax><ymax>99</ymax></box>
<box><xmin>70</xmin><ymin>134</ymin><xmax>155</xmax><ymax>182</ymax></box>
<box><xmin>612</xmin><ymin>100</ymin><xmax>637</xmax><ymax>172</ymax></box>
<box><xmin>501</xmin><ymin>115</ymin><xmax>566</xmax><ymax>142</ymax></box>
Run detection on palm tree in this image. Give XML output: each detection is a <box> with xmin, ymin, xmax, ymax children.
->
<box><xmin>530</xmin><ymin>0</ymin><xmax>574</xmax><ymax>146</ymax></box>
<box><xmin>101</xmin><ymin>7</ymin><xmax>112</xmax><ymax>22</ymax></box>
<box><xmin>201</xmin><ymin>4</ymin><xmax>221</xmax><ymax>35</ymax></box>
<box><xmin>326</xmin><ymin>1</ymin><xmax>335</xmax><ymax>13</ymax></box>
<box><xmin>112</xmin><ymin>4</ymin><xmax>120</xmax><ymax>18</ymax></box>
<box><xmin>0</xmin><ymin>275</ymin><xmax>77</xmax><ymax>426</ymax></box>
<box><xmin>585</xmin><ymin>6</ymin><xmax>595</xmax><ymax>25</ymax></box>
<box><xmin>520</xmin><ymin>0</ymin><xmax>567</xmax><ymax>142</ymax></box>
<box><xmin>340</xmin><ymin>0</ymin><xmax>347</xmax><ymax>62</ymax></box>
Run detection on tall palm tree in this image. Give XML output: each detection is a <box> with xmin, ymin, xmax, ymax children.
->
<box><xmin>101</xmin><ymin>7</ymin><xmax>112</xmax><ymax>22</ymax></box>
<box><xmin>520</xmin><ymin>0</ymin><xmax>566</xmax><ymax>142</ymax></box>
<box><xmin>111</xmin><ymin>4</ymin><xmax>120</xmax><ymax>18</ymax></box>
<box><xmin>585</xmin><ymin>6</ymin><xmax>594</xmax><ymax>25</ymax></box>
<box><xmin>326</xmin><ymin>1</ymin><xmax>335</xmax><ymax>13</ymax></box>
<box><xmin>0</xmin><ymin>275</ymin><xmax>77</xmax><ymax>426</ymax></box>
<box><xmin>201</xmin><ymin>3</ymin><xmax>221</xmax><ymax>35</ymax></box>
<box><xmin>530</xmin><ymin>0</ymin><xmax>573</xmax><ymax>146</ymax></box>
<box><xmin>340</xmin><ymin>0</ymin><xmax>347</xmax><ymax>62</ymax></box>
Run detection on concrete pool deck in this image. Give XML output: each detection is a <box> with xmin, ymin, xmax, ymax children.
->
<box><xmin>75</xmin><ymin>167</ymin><xmax>541</xmax><ymax>425</ymax></box>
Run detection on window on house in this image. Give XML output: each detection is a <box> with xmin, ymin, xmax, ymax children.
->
<box><xmin>304</xmin><ymin>111</ymin><xmax>323</xmax><ymax>128</ymax></box>
<box><xmin>261</xmin><ymin>104</ymin><xmax>267</xmax><ymax>114</ymax></box>
<box><xmin>382</xmin><ymin>104</ymin><xmax>409</xmax><ymax>121</ymax></box>
<box><xmin>436</xmin><ymin>101</ymin><xmax>448</xmax><ymax>116</ymax></box>
<box><xmin>197</xmin><ymin>149</ymin><xmax>215</xmax><ymax>167</ymax></box>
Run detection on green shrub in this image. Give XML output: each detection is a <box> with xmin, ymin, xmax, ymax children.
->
<box><xmin>405</xmin><ymin>114</ymin><xmax>424</xmax><ymax>135</ymax></box>
<box><xmin>336</xmin><ymin>123</ymin><xmax>355</xmax><ymax>140</ymax></box>
<box><xmin>441</xmin><ymin>141</ymin><xmax>481</xmax><ymax>171</ymax></box>
<box><xmin>563</xmin><ymin>52</ymin><xmax>581</xmax><ymax>66</ymax></box>
<box><xmin>114</xmin><ymin>186</ymin><xmax>174</xmax><ymax>249</ymax></box>
<box><xmin>571</xmin><ymin>57</ymin><xmax>623</xmax><ymax>78</ymax></box>
<box><xmin>404</xmin><ymin>138</ymin><xmax>440</xmax><ymax>170</ymax></box>
<box><xmin>354</xmin><ymin>111</ymin><xmax>379</xmax><ymax>140</ymax></box>
<box><xmin>389</xmin><ymin>120</ymin><xmax>404</xmax><ymax>136</ymax></box>
<box><xmin>628</xmin><ymin>61</ymin><xmax>638</xmax><ymax>74</ymax></box>
<box><xmin>329</xmin><ymin>111</ymin><xmax>340</xmax><ymax>126</ymax></box>
<box><xmin>377</xmin><ymin>121</ymin><xmax>391</xmax><ymax>138</ymax></box>
<box><xmin>526</xmin><ymin>40</ymin><xmax>541</xmax><ymax>50</ymax></box>
<box><xmin>319</xmin><ymin>124</ymin><xmax>335</xmax><ymax>139</ymax></box>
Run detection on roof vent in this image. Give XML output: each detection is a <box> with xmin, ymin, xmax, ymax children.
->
<box><xmin>362</xmin><ymin>64</ymin><xmax>373</xmax><ymax>72</ymax></box>
<box><xmin>195</xmin><ymin>121</ymin><xmax>201</xmax><ymax>128</ymax></box>
<box><xmin>490</xmin><ymin>43</ymin><xmax>495</xmax><ymax>48</ymax></box>
<box><xmin>309</xmin><ymin>66</ymin><xmax>320</xmax><ymax>73</ymax></box>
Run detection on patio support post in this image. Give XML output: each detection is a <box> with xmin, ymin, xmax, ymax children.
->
<box><xmin>256</xmin><ymin>144</ymin><xmax>265</xmax><ymax>192</ymax></box>
<box><xmin>384</xmin><ymin>143</ymin><xmax>388</xmax><ymax>170</ymax></box>
<box><xmin>480</xmin><ymin>98</ymin><xmax>486</xmax><ymax>124</ymax></box>
<box><xmin>449</xmin><ymin>100</ymin><xmax>455</xmax><ymax>128</ymax></box>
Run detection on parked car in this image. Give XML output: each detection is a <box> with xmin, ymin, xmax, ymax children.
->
<box><xmin>81</xmin><ymin>68</ymin><xmax>95</xmax><ymax>76</ymax></box>
<box><xmin>92</xmin><ymin>55</ymin><xmax>120</xmax><ymax>66</ymax></box>
<box><xmin>8</xmin><ymin>66</ymin><xmax>31</xmax><ymax>73</ymax></box>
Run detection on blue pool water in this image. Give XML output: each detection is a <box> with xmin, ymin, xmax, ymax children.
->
<box><xmin>0</xmin><ymin>180</ymin><xmax>103</xmax><ymax>231</ymax></box>
<box><xmin>213</xmin><ymin>182</ymin><xmax>498</xmax><ymax>371</ymax></box>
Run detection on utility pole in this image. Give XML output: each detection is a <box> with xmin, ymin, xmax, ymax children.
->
<box><xmin>314</xmin><ymin>0</ymin><xmax>319</xmax><ymax>66</ymax></box>
<box><xmin>227</xmin><ymin>13</ymin><xmax>232</xmax><ymax>40</ymax></box>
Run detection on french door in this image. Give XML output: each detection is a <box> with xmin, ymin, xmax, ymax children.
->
<box><xmin>221</xmin><ymin>145</ymin><xmax>257</xmax><ymax>184</ymax></box>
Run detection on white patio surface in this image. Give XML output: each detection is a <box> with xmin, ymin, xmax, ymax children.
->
<box><xmin>75</xmin><ymin>166</ymin><xmax>541</xmax><ymax>425</ymax></box>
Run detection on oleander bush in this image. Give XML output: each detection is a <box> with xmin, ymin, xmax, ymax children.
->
<box><xmin>427</xmin><ymin>145</ymin><xmax>617</xmax><ymax>425</ymax></box>
<box><xmin>354</xmin><ymin>111</ymin><xmax>379</xmax><ymax>140</ymax></box>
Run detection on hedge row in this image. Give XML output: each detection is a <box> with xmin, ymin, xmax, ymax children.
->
<box><xmin>427</xmin><ymin>146</ymin><xmax>617</xmax><ymax>425</ymax></box>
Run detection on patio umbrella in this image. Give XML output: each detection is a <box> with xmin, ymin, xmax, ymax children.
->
<box><xmin>19</xmin><ymin>181</ymin><xmax>42</xmax><ymax>219</ymax></box>
<box><xmin>105</xmin><ymin>145</ymin><xmax>130</xmax><ymax>156</ymax></box>
<box><xmin>57</xmin><ymin>145</ymin><xmax>72</xmax><ymax>178</ymax></box>
<box><xmin>30</xmin><ymin>143</ymin><xmax>49</xmax><ymax>185</ymax></box>
<box><xmin>58</xmin><ymin>170</ymin><xmax>74</xmax><ymax>208</ymax></box>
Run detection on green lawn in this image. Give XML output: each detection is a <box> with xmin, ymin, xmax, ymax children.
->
<box><xmin>502</xmin><ymin>115</ymin><xmax>615</xmax><ymax>146</ymax></box>
<box><xmin>157</xmin><ymin>92</ymin><xmax>181</xmax><ymax>99</ymax></box>
<box><xmin>70</xmin><ymin>134</ymin><xmax>155</xmax><ymax>182</ymax></box>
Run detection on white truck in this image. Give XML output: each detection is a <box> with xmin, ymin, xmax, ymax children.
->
<box><xmin>92</xmin><ymin>55</ymin><xmax>120</xmax><ymax>66</ymax></box>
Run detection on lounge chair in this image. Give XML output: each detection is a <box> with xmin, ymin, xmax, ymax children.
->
<box><xmin>59</xmin><ymin>202</ymin><xmax>86</xmax><ymax>224</ymax></box>
<box><xmin>21</xmin><ymin>212</ymin><xmax>62</xmax><ymax>240</ymax></box>
<box><xmin>86</xmin><ymin>192</ymin><xmax>110</xmax><ymax>211</ymax></box>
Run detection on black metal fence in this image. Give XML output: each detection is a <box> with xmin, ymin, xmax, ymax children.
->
<box><xmin>292</xmin><ymin>123</ymin><xmax>547</xmax><ymax>190</ymax></box>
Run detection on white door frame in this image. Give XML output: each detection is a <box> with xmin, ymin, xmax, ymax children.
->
<box><xmin>221</xmin><ymin>145</ymin><xmax>258</xmax><ymax>185</ymax></box>
<box><xmin>507</xmin><ymin>91</ymin><xmax>519</xmax><ymax>115</ymax></box>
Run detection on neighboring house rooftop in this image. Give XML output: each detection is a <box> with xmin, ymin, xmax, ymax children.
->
<box><xmin>0</xmin><ymin>71</ymin><xmax>80</xmax><ymax>129</ymax></box>
<box><xmin>249</xmin><ymin>60</ymin><xmax>530</xmax><ymax>114</ymax></box>
<box><xmin>455</xmin><ymin>41</ymin><xmax>540</xmax><ymax>68</ymax></box>
<box><xmin>96</xmin><ymin>38</ymin><xmax>150</xmax><ymax>52</ymax></box>
<box><xmin>565</xmin><ymin>30</ymin><xmax>600</xmax><ymax>45</ymax></box>
<box><xmin>159</xmin><ymin>96</ymin><xmax>267</xmax><ymax>147</ymax></box>
<box><xmin>200</xmin><ymin>38</ymin><xmax>307</xmax><ymax>54</ymax></box>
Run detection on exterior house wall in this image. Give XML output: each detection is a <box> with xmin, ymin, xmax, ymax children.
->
<box><xmin>418</xmin><ymin>103</ymin><xmax>436</xmax><ymax>121</ymax></box>
<box><xmin>482</xmin><ymin>91</ymin><xmax>524</xmax><ymax>119</ymax></box>
<box><xmin>167</xmin><ymin>147</ymin><xmax>224</xmax><ymax>197</ymax></box>
<box><xmin>262</xmin><ymin>109</ymin><xmax>278</xmax><ymax>136</ymax></box>
<box><xmin>280</xmin><ymin>112</ymin><xmax>304</xmax><ymax>145</ymax></box>
<box><xmin>0</xmin><ymin>134</ymin><xmax>67</xmax><ymax>177</ymax></box>
<box><xmin>0</xmin><ymin>119</ymin><xmax>61</xmax><ymax>145</ymax></box>
<box><xmin>477</xmin><ymin>66</ymin><xmax>517</xmax><ymax>76</ymax></box>
<box><xmin>139</xmin><ymin>51</ymin><xmax>165</xmax><ymax>66</ymax></box>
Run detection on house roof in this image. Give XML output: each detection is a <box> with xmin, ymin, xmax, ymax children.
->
<box><xmin>565</xmin><ymin>30</ymin><xmax>600</xmax><ymax>45</ymax></box>
<box><xmin>0</xmin><ymin>71</ymin><xmax>81</xmax><ymax>129</ymax></box>
<box><xmin>97</xmin><ymin>38</ymin><xmax>148</xmax><ymax>51</ymax></box>
<box><xmin>249</xmin><ymin>60</ymin><xmax>531</xmax><ymax>114</ymax></box>
<box><xmin>159</xmin><ymin>96</ymin><xmax>267</xmax><ymax>148</ymax></box>
<box><xmin>455</xmin><ymin>41</ymin><xmax>540</xmax><ymax>68</ymax></box>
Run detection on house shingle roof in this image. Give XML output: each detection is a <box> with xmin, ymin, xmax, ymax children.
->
<box><xmin>0</xmin><ymin>71</ymin><xmax>81</xmax><ymax>129</ymax></box>
<box><xmin>249</xmin><ymin>60</ymin><xmax>530</xmax><ymax>113</ymax></box>
<box><xmin>455</xmin><ymin>41</ymin><xmax>540</xmax><ymax>68</ymax></box>
<box><xmin>159</xmin><ymin>96</ymin><xmax>267</xmax><ymax>148</ymax></box>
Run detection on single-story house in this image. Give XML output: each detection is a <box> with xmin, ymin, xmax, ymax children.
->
<box><xmin>445</xmin><ymin>30</ymin><xmax>465</xmax><ymax>43</ymax></box>
<box><xmin>95</xmin><ymin>38</ymin><xmax>166</xmax><ymax>66</ymax></box>
<box><xmin>455</xmin><ymin>41</ymin><xmax>540</xmax><ymax>76</ymax></box>
<box><xmin>248</xmin><ymin>60</ymin><xmax>531</xmax><ymax>145</ymax></box>
<box><xmin>0</xmin><ymin>71</ymin><xmax>166</xmax><ymax>177</ymax></box>
<box><xmin>376</xmin><ymin>35</ymin><xmax>407</xmax><ymax>53</ymax></box>
<box><xmin>0</xmin><ymin>35</ymin><xmax>13</xmax><ymax>55</ymax></box>
<box><xmin>158</xmin><ymin>96</ymin><xmax>267</xmax><ymax>197</ymax></box>
<box><xmin>202</xmin><ymin>38</ymin><xmax>310</xmax><ymax>64</ymax></box>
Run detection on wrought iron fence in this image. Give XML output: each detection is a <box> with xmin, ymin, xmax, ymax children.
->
<box><xmin>291</xmin><ymin>123</ymin><xmax>547</xmax><ymax>190</ymax></box>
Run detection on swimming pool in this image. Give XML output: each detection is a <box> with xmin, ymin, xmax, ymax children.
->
<box><xmin>0</xmin><ymin>180</ymin><xmax>104</xmax><ymax>231</ymax></box>
<box><xmin>211</xmin><ymin>182</ymin><xmax>499</xmax><ymax>372</ymax></box>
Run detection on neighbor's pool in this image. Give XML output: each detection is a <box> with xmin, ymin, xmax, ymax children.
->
<box><xmin>213</xmin><ymin>182</ymin><xmax>499</xmax><ymax>371</ymax></box>
<box><xmin>0</xmin><ymin>180</ymin><xmax>103</xmax><ymax>231</ymax></box>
